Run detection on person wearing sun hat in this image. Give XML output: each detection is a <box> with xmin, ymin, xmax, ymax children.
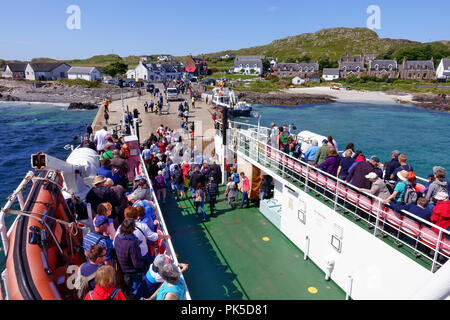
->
<box><xmin>359</xmin><ymin>171</ymin><xmax>391</xmax><ymax>200</ymax></box>
<box><xmin>383</xmin><ymin>170</ymin><xmax>410</xmax><ymax>204</ymax></box>
<box><xmin>86</xmin><ymin>176</ymin><xmax>120</xmax><ymax>220</ymax></box>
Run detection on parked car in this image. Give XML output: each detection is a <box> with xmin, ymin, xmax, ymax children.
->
<box><xmin>106</xmin><ymin>79</ymin><xmax>118</xmax><ymax>85</ymax></box>
<box><xmin>166</xmin><ymin>88</ymin><xmax>179</xmax><ymax>101</ymax></box>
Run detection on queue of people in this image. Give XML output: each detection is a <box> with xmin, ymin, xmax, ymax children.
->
<box><xmin>74</xmin><ymin>123</ymin><xmax>193</xmax><ymax>301</ymax></box>
<box><xmin>267</xmin><ymin>122</ymin><xmax>450</xmax><ymax>237</ymax></box>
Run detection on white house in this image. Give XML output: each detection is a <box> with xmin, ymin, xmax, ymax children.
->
<box><xmin>2</xmin><ymin>62</ymin><xmax>28</xmax><ymax>79</ymax></box>
<box><xmin>126</xmin><ymin>69</ymin><xmax>136</xmax><ymax>79</ymax></box>
<box><xmin>157</xmin><ymin>55</ymin><xmax>174</xmax><ymax>62</ymax></box>
<box><xmin>133</xmin><ymin>61</ymin><xmax>183</xmax><ymax>82</ymax></box>
<box><xmin>436</xmin><ymin>58</ymin><xmax>450</xmax><ymax>80</ymax></box>
<box><xmin>322</xmin><ymin>68</ymin><xmax>340</xmax><ymax>81</ymax></box>
<box><xmin>233</xmin><ymin>55</ymin><xmax>264</xmax><ymax>75</ymax></box>
<box><xmin>25</xmin><ymin>62</ymin><xmax>71</xmax><ymax>81</ymax></box>
<box><xmin>292</xmin><ymin>76</ymin><xmax>305</xmax><ymax>85</ymax></box>
<box><xmin>68</xmin><ymin>66</ymin><xmax>102</xmax><ymax>81</ymax></box>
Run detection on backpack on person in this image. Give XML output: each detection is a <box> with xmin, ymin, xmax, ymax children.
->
<box><xmin>402</xmin><ymin>183</ymin><xmax>418</xmax><ymax>205</ymax></box>
<box><xmin>280</xmin><ymin>132</ymin><xmax>288</xmax><ymax>144</ymax></box>
<box><xmin>120</xmin><ymin>144</ymin><xmax>130</xmax><ymax>159</ymax></box>
<box><xmin>73</xmin><ymin>263</ymin><xmax>96</xmax><ymax>300</ymax></box>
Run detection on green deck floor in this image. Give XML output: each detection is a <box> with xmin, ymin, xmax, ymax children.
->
<box><xmin>160</xmin><ymin>187</ymin><xmax>346</xmax><ymax>300</ymax></box>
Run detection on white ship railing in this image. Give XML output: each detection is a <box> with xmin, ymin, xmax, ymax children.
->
<box><xmin>131</xmin><ymin>123</ymin><xmax>192</xmax><ymax>300</ymax></box>
<box><xmin>218</xmin><ymin>121</ymin><xmax>450</xmax><ymax>273</ymax></box>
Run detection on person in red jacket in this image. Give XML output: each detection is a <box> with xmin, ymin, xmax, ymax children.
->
<box><xmin>430</xmin><ymin>200</ymin><xmax>450</xmax><ymax>235</ymax></box>
<box><xmin>85</xmin><ymin>265</ymin><xmax>127</xmax><ymax>300</ymax></box>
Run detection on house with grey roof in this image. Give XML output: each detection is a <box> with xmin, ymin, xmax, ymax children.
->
<box><xmin>271</xmin><ymin>62</ymin><xmax>319</xmax><ymax>81</ymax></box>
<box><xmin>2</xmin><ymin>62</ymin><xmax>28</xmax><ymax>79</ymax></box>
<box><xmin>322</xmin><ymin>68</ymin><xmax>340</xmax><ymax>81</ymax></box>
<box><xmin>233</xmin><ymin>56</ymin><xmax>264</xmax><ymax>75</ymax></box>
<box><xmin>68</xmin><ymin>66</ymin><xmax>102</xmax><ymax>81</ymax></box>
<box><xmin>399</xmin><ymin>58</ymin><xmax>435</xmax><ymax>81</ymax></box>
<box><xmin>339</xmin><ymin>62</ymin><xmax>365</xmax><ymax>78</ymax></box>
<box><xmin>134</xmin><ymin>61</ymin><xmax>182</xmax><ymax>82</ymax></box>
<box><xmin>436</xmin><ymin>58</ymin><xmax>450</xmax><ymax>80</ymax></box>
<box><xmin>363</xmin><ymin>54</ymin><xmax>378</xmax><ymax>65</ymax></box>
<box><xmin>339</xmin><ymin>51</ymin><xmax>362</xmax><ymax>63</ymax></box>
<box><xmin>25</xmin><ymin>62</ymin><xmax>71</xmax><ymax>81</ymax></box>
<box><xmin>368</xmin><ymin>60</ymin><xmax>399</xmax><ymax>79</ymax></box>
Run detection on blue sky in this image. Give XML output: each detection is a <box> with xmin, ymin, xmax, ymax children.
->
<box><xmin>1</xmin><ymin>0</ymin><xmax>449</xmax><ymax>60</ymax></box>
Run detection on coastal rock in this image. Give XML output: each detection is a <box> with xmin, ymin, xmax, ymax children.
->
<box><xmin>411</xmin><ymin>93</ymin><xmax>450</xmax><ymax>113</ymax></box>
<box><xmin>68</xmin><ymin>102</ymin><xmax>98</xmax><ymax>110</ymax></box>
<box><xmin>238</xmin><ymin>91</ymin><xmax>336</xmax><ymax>106</ymax></box>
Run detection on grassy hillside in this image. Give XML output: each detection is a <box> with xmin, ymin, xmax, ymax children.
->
<box><xmin>203</xmin><ymin>28</ymin><xmax>423</xmax><ymax>62</ymax></box>
<box><xmin>6</xmin><ymin>28</ymin><xmax>450</xmax><ymax>71</ymax></box>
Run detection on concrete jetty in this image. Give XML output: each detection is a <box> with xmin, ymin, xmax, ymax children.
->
<box><xmin>91</xmin><ymin>83</ymin><xmax>217</xmax><ymax>156</ymax></box>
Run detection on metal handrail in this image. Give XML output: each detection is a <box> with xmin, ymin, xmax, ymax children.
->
<box><xmin>231</xmin><ymin>126</ymin><xmax>449</xmax><ymax>271</ymax></box>
<box><xmin>131</xmin><ymin>125</ymin><xmax>192</xmax><ymax>300</ymax></box>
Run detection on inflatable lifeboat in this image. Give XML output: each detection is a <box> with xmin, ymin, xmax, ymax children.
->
<box><xmin>5</xmin><ymin>169</ymin><xmax>84</xmax><ymax>300</ymax></box>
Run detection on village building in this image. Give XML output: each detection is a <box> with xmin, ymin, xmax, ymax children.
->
<box><xmin>185</xmin><ymin>55</ymin><xmax>208</xmax><ymax>76</ymax></box>
<box><xmin>2</xmin><ymin>62</ymin><xmax>28</xmax><ymax>79</ymax></box>
<box><xmin>233</xmin><ymin>55</ymin><xmax>264</xmax><ymax>75</ymax></box>
<box><xmin>25</xmin><ymin>62</ymin><xmax>71</xmax><ymax>81</ymax></box>
<box><xmin>363</xmin><ymin>54</ymin><xmax>378</xmax><ymax>65</ymax></box>
<box><xmin>68</xmin><ymin>66</ymin><xmax>102</xmax><ymax>81</ymax></box>
<box><xmin>322</xmin><ymin>68</ymin><xmax>340</xmax><ymax>81</ymax></box>
<box><xmin>339</xmin><ymin>62</ymin><xmax>365</xmax><ymax>78</ymax></box>
<box><xmin>368</xmin><ymin>60</ymin><xmax>399</xmax><ymax>78</ymax></box>
<box><xmin>292</xmin><ymin>76</ymin><xmax>305</xmax><ymax>85</ymax></box>
<box><xmin>157</xmin><ymin>54</ymin><xmax>174</xmax><ymax>62</ymax></box>
<box><xmin>339</xmin><ymin>51</ymin><xmax>362</xmax><ymax>63</ymax></box>
<box><xmin>133</xmin><ymin>61</ymin><xmax>183</xmax><ymax>82</ymax></box>
<box><xmin>399</xmin><ymin>58</ymin><xmax>435</xmax><ymax>81</ymax></box>
<box><xmin>436</xmin><ymin>58</ymin><xmax>450</xmax><ymax>80</ymax></box>
<box><xmin>271</xmin><ymin>62</ymin><xmax>319</xmax><ymax>80</ymax></box>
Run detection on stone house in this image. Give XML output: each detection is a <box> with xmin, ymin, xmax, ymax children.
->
<box><xmin>339</xmin><ymin>51</ymin><xmax>362</xmax><ymax>63</ymax></box>
<box><xmin>399</xmin><ymin>58</ymin><xmax>435</xmax><ymax>80</ymax></box>
<box><xmin>271</xmin><ymin>62</ymin><xmax>319</xmax><ymax>80</ymax></box>
<box><xmin>339</xmin><ymin>62</ymin><xmax>365</xmax><ymax>78</ymax></box>
<box><xmin>368</xmin><ymin>60</ymin><xmax>399</xmax><ymax>79</ymax></box>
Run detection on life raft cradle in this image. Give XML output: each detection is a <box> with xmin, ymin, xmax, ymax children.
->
<box><xmin>2</xmin><ymin>174</ymin><xmax>86</xmax><ymax>259</ymax></box>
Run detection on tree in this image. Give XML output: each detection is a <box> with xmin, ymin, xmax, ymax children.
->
<box><xmin>103</xmin><ymin>60</ymin><xmax>128</xmax><ymax>78</ymax></box>
<box><xmin>317</xmin><ymin>56</ymin><xmax>338</xmax><ymax>71</ymax></box>
<box><xmin>298</xmin><ymin>55</ymin><xmax>312</xmax><ymax>63</ymax></box>
<box><xmin>285</xmin><ymin>57</ymin><xmax>296</xmax><ymax>63</ymax></box>
<box><xmin>262</xmin><ymin>58</ymin><xmax>271</xmax><ymax>73</ymax></box>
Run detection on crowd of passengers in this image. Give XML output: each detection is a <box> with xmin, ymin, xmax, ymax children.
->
<box><xmin>267</xmin><ymin>122</ymin><xmax>450</xmax><ymax>238</ymax></box>
<box><xmin>76</xmin><ymin>125</ymin><xmax>194</xmax><ymax>300</ymax></box>
<box><xmin>77</xmin><ymin>122</ymin><xmax>260</xmax><ymax>300</ymax></box>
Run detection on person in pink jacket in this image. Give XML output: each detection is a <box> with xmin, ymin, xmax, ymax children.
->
<box><xmin>239</xmin><ymin>172</ymin><xmax>250</xmax><ymax>208</ymax></box>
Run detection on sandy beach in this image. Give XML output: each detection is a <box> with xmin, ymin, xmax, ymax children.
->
<box><xmin>285</xmin><ymin>86</ymin><xmax>415</xmax><ymax>104</ymax></box>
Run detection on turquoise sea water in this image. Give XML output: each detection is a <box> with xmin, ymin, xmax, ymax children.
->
<box><xmin>234</xmin><ymin>102</ymin><xmax>450</xmax><ymax>179</ymax></box>
<box><xmin>0</xmin><ymin>100</ymin><xmax>449</xmax><ymax>285</ymax></box>
<box><xmin>0</xmin><ymin>103</ymin><xmax>96</xmax><ymax>272</ymax></box>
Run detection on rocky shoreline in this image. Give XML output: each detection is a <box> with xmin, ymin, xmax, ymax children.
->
<box><xmin>237</xmin><ymin>91</ymin><xmax>336</xmax><ymax>105</ymax></box>
<box><xmin>0</xmin><ymin>79</ymin><xmax>136</xmax><ymax>106</ymax></box>
<box><xmin>402</xmin><ymin>93</ymin><xmax>450</xmax><ymax>113</ymax></box>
